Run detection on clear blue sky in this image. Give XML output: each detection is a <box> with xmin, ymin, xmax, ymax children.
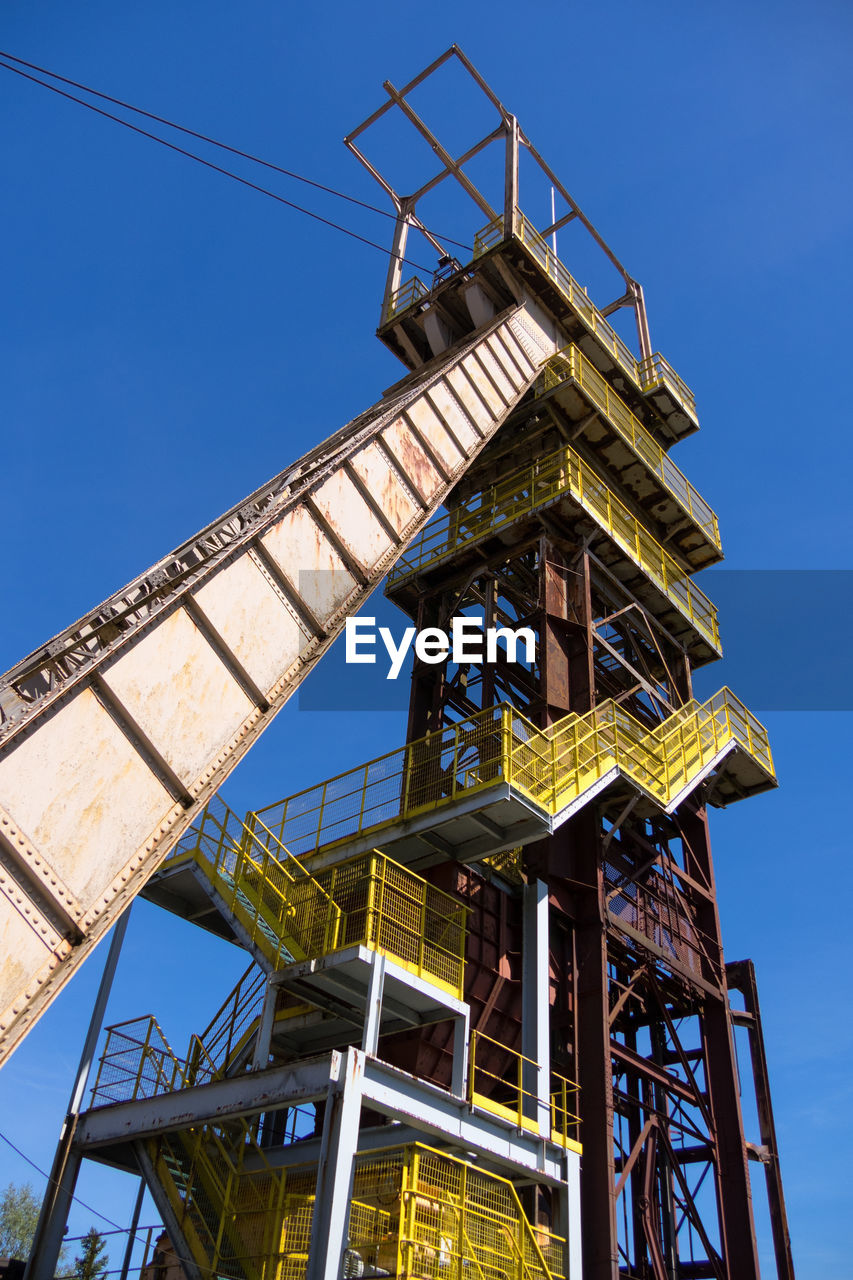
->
<box><xmin>0</xmin><ymin>1</ymin><xmax>851</xmax><ymax>1273</ymax></box>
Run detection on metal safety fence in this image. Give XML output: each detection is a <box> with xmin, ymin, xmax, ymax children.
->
<box><xmin>535</xmin><ymin>345</ymin><xmax>719</xmax><ymax>547</ymax></box>
<box><xmin>385</xmin><ymin>208</ymin><xmax>696</xmax><ymax>426</ymax></box>
<box><xmin>148</xmin><ymin>1134</ymin><xmax>567</xmax><ymax>1280</ymax></box>
<box><xmin>474</xmin><ymin>210</ymin><xmax>697</xmax><ymax>423</ymax></box>
<box><xmin>173</xmin><ymin>797</ymin><xmax>468</xmax><ymax>997</ymax></box>
<box><xmin>388</xmin><ymin>439</ymin><xmax>720</xmax><ymax>651</ymax></box>
<box><xmin>293</xmin><ymin>849</ymin><xmax>468</xmax><ymax>998</ymax></box>
<box><xmin>252</xmin><ymin>689</ymin><xmax>773</xmax><ymax>860</ymax></box>
<box><xmin>468</xmin><ymin>1030</ymin><xmax>581</xmax><ymax>1151</ymax></box>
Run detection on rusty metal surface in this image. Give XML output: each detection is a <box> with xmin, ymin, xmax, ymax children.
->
<box><xmin>0</xmin><ymin>300</ymin><xmax>558</xmax><ymax>1066</ymax></box>
<box><xmin>377</xmin><ymin>402</ymin><xmax>785</xmax><ymax>1276</ymax></box>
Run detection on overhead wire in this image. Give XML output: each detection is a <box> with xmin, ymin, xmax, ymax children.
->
<box><xmin>0</xmin><ymin>51</ymin><xmax>474</xmax><ymax>265</ymax></box>
<box><xmin>0</xmin><ymin>49</ymin><xmax>474</xmax><ymax>255</ymax></box>
<box><xmin>0</xmin><ymin>1128</ymin><xmax>140</xmax><ymax>1235</ymax></box>
<box><xmin>0</xmin><ymin>57</ymin><xmax>432</xmax><ymax>271</ymax></box>
<box><xmin>0</xmin><ymin>1128</ymin><xmax>219</xmax><ymax>1276</ymax></box>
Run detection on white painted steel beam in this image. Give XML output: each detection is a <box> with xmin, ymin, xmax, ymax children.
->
<box><xmin>74</xmin><ymin>1052</ymin><xmax>340</xmax><ymax>1147</ymax></box>
<box><xmin>305</xmin><ymin>1047</ymin><xmax>363</xmax><ymax>1280</ymax></box>
<box><xmin>74</xmin><ymin>1047</ymin><xmax>566</xmax><ymax>1184</ymax></box>
<box><xmin>0</xmin><ymin>299</ymin><xmax>559</xmax><ymax>1065</ymax></box>
<box><xmin>522</xmin><ymin>878</ymin><xmax>551</xmax><ymax>1136</ymax></box>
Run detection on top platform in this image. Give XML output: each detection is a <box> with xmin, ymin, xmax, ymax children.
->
<box><xmin>346</xmin><ymin>47</ymin><xmax>701</xmax><ymax>451</ymax></box>
<box><xmin>378</xmin><ymin>211</ymin><xmax>699</xmax><ymax>448</ymax></box>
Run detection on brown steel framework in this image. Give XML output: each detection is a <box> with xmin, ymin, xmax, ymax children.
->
<box><xmin>386</xmin><ymin>488</ymin><xmax>788</xmax><ymax>1279</ymax></box>
<box><xmin>353</xmin><ymin>47</ymin><xmax>794</xmax><ymax>1280</ymax></box>
<box><xmin>20</xmin><ymin>48</ymin><xmax>795</xmax><ymax>1280</ymax></box>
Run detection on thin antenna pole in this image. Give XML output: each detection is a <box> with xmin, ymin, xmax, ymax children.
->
<box><xmin>550</xmin><ymin>187</ymin><xmax>557</xmax><ymax>257</ymax></box>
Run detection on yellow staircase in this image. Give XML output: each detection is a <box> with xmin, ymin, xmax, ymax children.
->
<box><xmin>164</xmin><ymin>799</ymin><xmax>468</xmax><ymax>997</ymax></box>
<box><xmin>166</xmin><ymin>795</ymin><xmax>339</xmax><ymax>970</ymax></box>
<box><xmin>92</xmin><ymin>1022</ymin><xmax>567</xmax><ymax>1280</ymax></box>
<box><xmin>148</xmin><ymin>1127</ymin><xmax>567</xmax><ymax>1280</ymax></box>
<box><xmin>250</xmin><ymin>688</ymin><xmax>775</xmax><ymax>864</ymax></box>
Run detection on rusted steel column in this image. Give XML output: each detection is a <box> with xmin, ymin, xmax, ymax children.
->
<box><xmin>538</xmin><ymin>540</ymin><xmax>593</xmax><ymax>728</ymax></box>
<box><xmin>679</xmin><ymin>803</ymin><xmax>761</xmax><ymax>1279</ymax></box>
<box><xmin>727</xmin><ymin>959</ymin><xmax>796</xmax><ymax>1280</ymax></box>
<box><xmin>564</xmin><ymin>808</ymin><xmax>619</xmax><ymax>1280</ymax></box>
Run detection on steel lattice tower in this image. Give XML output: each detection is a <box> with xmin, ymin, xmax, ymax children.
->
<box><xmin>20</xmin><ymin>48</ymin><xmax>794</xmax><ymax>1280</ymax></box>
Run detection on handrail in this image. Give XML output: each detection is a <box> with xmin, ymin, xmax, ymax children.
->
<box><xmin>173</xmin><ymin>795</ymin><xmax>342</xmax><ymax>969</ymax></box>
<box><xmin>468</xmin><ymin>1030</ymin><xmax>581</xmax><ymax>1151</ymax></box>
<box><xmin>474</xmin><ymin>209</ymin><xmax>697</xmax><ymax>424</ymax></box>
<box><xmin>403</xmin><ymin>1144</ymin><xmax>566</xmax><ymax>1280</ymax></box>
<box><xmin>179</xmin><ymin>808</ymin><xmax>469</xmax><ymax>999</ymax></box>
<box><xmin>536</xmin><ymin>345</ymin><xmax>719</xmax><ymax>548</ymax></box>
<box><xmin>194</xmin><ymin>962</ymin><xmax>266</xmax><ymax>1078</ymax></box>
<box><xmin>150</xmin><ymin>1133</ymin><xmax>565</xmax><ymax>1280</ymax></box>
<box><xmin>252</xmin><ymin>689</ymin><xmax>774</xmax><ymax>860</ymax></box>
<box><xmin>387</xmin><ymin>439</ymin><xmax>721</xmax><ymax>652</ymax></box>
<box><xmin>385</xmin><ymin>274</ymin><xmax>430</xmax><ymax>321</ymax></box>
<box><xmin>90</xmin><ymin>1015</ymin><xmax>189</xmax><ymax>1106</ymax></box>
<box><xmin>243</xmin><ymin>847</ymin><xmax>469</xmax><ymax>998</ymax></box>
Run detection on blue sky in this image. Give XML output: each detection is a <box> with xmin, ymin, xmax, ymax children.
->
<box><xmin>0</xmin><ymin>0</ymin><xmax>851</xmax><ymax>1272</ymax></box>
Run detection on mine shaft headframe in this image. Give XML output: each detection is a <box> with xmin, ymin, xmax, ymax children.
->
<box><xmin>344</xmin><ymin>44</ymin><xmax>653</xmax><ymax>361</ymax></box>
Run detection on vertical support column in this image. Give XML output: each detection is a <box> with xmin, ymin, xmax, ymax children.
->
<box><xmin>649</xmin><ymin>1021</ymin><xmax>679</xmax><ymax>1277</ymax></box>
<box><xmin>26</xmin><ymin>908</ymin><xmax>131</xmax><ymax>1280</ymax></box>
<box><xmin>521</xmin><ymin>878</ymin><xmax>550</xmax><ymax>1135</ymax></box>
<box><xmin>631</xmin><ymin>281</ymin><xmax>653</xmax><ymax>366</ymax></box>
<box><xmin>381</xmin><ymin>205</ymin><xmax>411</xmax><ymax>326</ymax></box>
<box><xmin>504</xmin><ymin>114</ymin><xmax>519</xmax><ymax>240</ymax></box>
<box><xmin>117</xmin><ymin>1178</ymin><xmax>146</xmax><ymax>1280</ymax></box>
<box><xmin>566</xmin><ymin>806</ymin><xmax>619</xmax><ymax>1280</ymax></box>
<box><xmin>562</xmin><ymin>1151</ymin><xmax>584</xmax><ymax>1280</ymax></box>
<box><xmin>361</xmin><ymin>952</ymin><xmax>386</xmax><ymax>1056</ymax></box>
<box><xmin>539</xmin><ymin>539</ymin><xmax>571</xmax><ymax>728</ymax></box>
<box><xmin>406</xmin><ymin>593</ymin><xmax>446</xmax><ymax>741</ymax></box>
<box><xmin>306</xmin><ymin>1047</ymin><xmax>364</xmax><ymax>1280</ymax></box>
<box><xmin>679</xmin><ymin>804</ymin><xmax>761</xmax><ymax>1279</ymax></box>
<box><xmin>726</xmin><ymin>959</ymin><xmax>796</xmax><ymax>1280</ymax></box>
<box><xmin>251</xmin><ymin>977</ymin><xmax>279</xmax><ymax>1070</ymax></box>
<box><xmin>538</xmin><ymin>538</ymin><xmax>594</xmax><ymax>731</ymax></box>
<box><xmin>566</xmin><ymin>548</ymin><xmax>594</xmax><ymax>717</ymax></box>
<box><xmin>451</xmin><ymin>1009</ymin><xmax>470</xmax><ymax>1099</ymax></box>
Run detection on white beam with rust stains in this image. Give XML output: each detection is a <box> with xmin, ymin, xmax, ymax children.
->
<box><xmin>0</xmin><ymin>298</ymin><xmax>558</xmax><ymax>1066</ymax></box>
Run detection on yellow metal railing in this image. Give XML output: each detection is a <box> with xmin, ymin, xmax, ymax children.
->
<box><xmin>398</xmin><ymin>1145</ymin><xmax>565</xmax><ymax>1280</ymax></box>
<box><xmin>304</xmin><ymin>850</ymin><xmax>467</xmax><ymax>998</ymax></box>
<box><xmin>468</xmin><ymin>1031</ymin><xmax>581</xmax><ymax>1153</ymax></box>
<box><xmin>93</xmin><ymin>856</ymin><xmax>469</xmax><ymax>1110</ymax></box>
<box><xmin>386</xmin><ymin>275</ymin><xmax>430</xmax><ymax>321</ymax></box>
<box><xmin>175</xmin><ymin>798</ymin><xmax>468</xmax><ymax>999</ymax></box>
<box><xmin>152</xmin><ymin>1115</ymin><xmax>329</xmax><ymax>1280</ymax></box>
<box><xmin>536</xmin><ymin>345</ymin><xmax>720</xmax><ymax>548</ymax></box>
<box><xmin>187</xmin><ymin>963</ymin><xmax>267</xmax><ymax>1084</ymax></box>
<box><xmin>146</xmin><ymin>1127</ymin><xmax>567</xmax><ymax>1280</ymax></box>
<box><xmin>253</xmin><ymin>689</ymin><xmax>774</xmax><ymax>860</ymax></box>
<box><xmin>474</xmin><ymin>209</ymin><xmax>697</xmax><ymax>424</ymax></box>
<box><xmin>170</xmin><ymin>794</ymin><xmax>339</xmax><ymax>970</ymax></box>
<box><xmin>90</xmin><ymin>1015</ymin><xmax>187</xmax><ymax>1106</ymax></box>
<box><xmin>386</xmin><ymin>440</ymin><xmax>721</xmax><ymax>652</ymax></box>
<box><xmin>482</xmin><ymin>846</ymin><xmax>524</xmax><ymax>884</ymax></box>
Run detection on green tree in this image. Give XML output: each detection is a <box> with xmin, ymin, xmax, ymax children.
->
<box><xmin>0</xmin><ymin>1181</ymin><xmax>41</xmax><ymax>1259</ymax></box>
<box><xmin>72</xmin><ymin>1228</ymin><xmax>108</xmax><ymax>1280</ymax></box>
